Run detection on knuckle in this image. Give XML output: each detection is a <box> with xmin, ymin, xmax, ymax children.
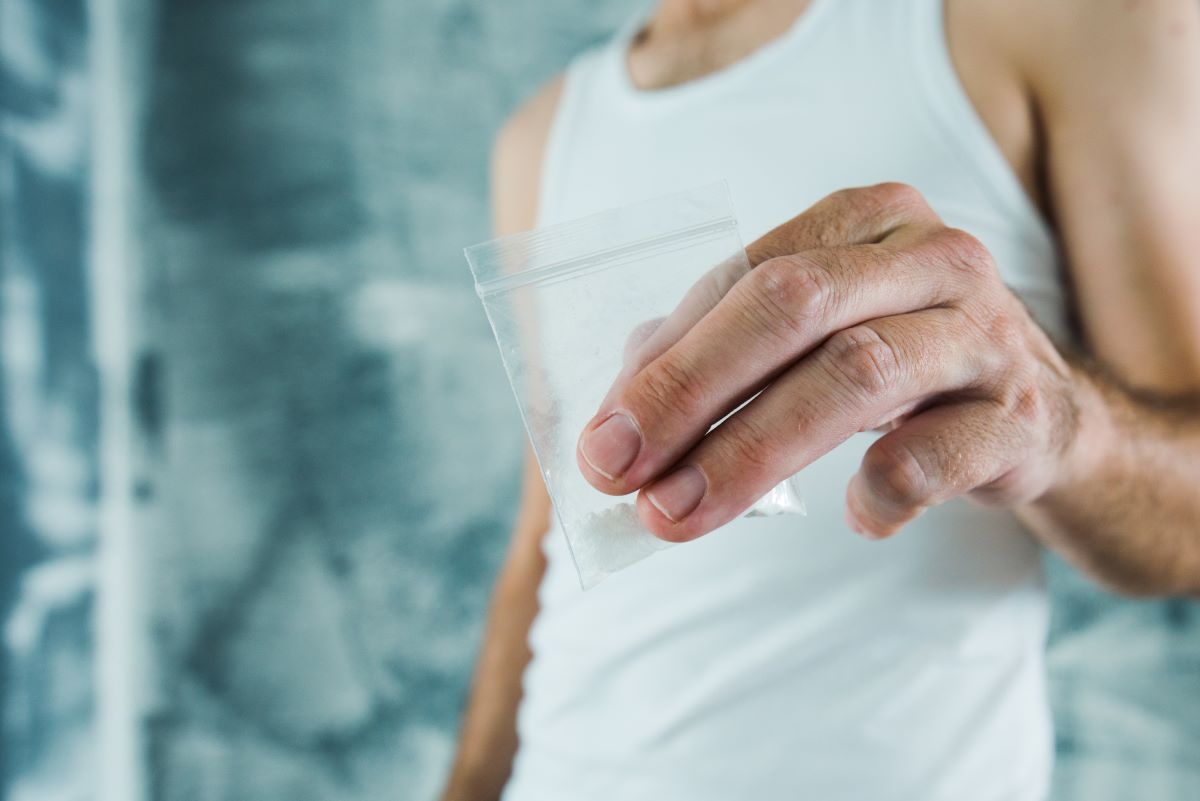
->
<box><xmin>932</xmin><ymin>227</ymin><xmax>994</xmax><ymax>279</ymax></box>
<box><xmin>824</xmin><ymin>325</ymin><xmax>903</xmax><ymax>396</ymax></box>
<box><xmin>832</xmin><ymin>183</ymin><xmax>933</xmax><ymax>236</ymax></box>
<box><xmin>982</xmin><ymin>309</ymin><xmax>1026</xmax><ymax>356</ymax></box>
<box><xmin>713</xmin><ymin>414</ymin><xmax>777</xmax><ymax>476</ymax></box>
<box><xmin>999</xmin><ymin>373</ymin><xmax>1044</xmax><ymax>425</ymax></box>
<box><xmin>754</xmin><ymin>256</ymin><xmax>835</xmax><ymax>333</ymax></box>
<box><xmin>636</xmin><ymin>354</ymin><xmax>708</xmax><ymax>417</ymax></box>
<box><xmin>863</xmin><ymin>441</ymin><xmax>932</xmax><ymax>509</ymax></box>
<box><xmin>870</xmin><ymin>181</ymin><xmax>925</xmax><ymax>209</ymax></box>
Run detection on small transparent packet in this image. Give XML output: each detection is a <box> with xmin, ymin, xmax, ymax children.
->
<box><xmin>465</xmin><ymin>182</ymin><xmax>804</xmax><ymax>589</ymax></box>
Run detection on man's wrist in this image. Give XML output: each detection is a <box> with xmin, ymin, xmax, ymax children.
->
<box><xmin>1037</xmin><ymin>360</ymin><xmax>1119</xmax><ymax>506</ymax></box>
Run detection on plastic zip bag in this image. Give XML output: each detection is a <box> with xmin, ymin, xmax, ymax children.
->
<box><xmin>466</xmin><ymin>182</ymin><xmax>805</xmax><ymax>589</ymax></box>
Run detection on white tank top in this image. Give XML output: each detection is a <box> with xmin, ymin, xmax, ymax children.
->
<box><xmin>507</xmin><ymin>1</ymin><xmax>1066</xmax><ymax>799</ymax></box>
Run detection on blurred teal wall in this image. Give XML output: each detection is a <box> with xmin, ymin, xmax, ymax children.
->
<box><xmin>1</xmin><ymin>1</ymin><xmax>1197</xmax><ymax>800</ymax></box>
<box><xmin>126</xmin><ymin>1</ymin><xmax>639</xmax><ymax>800</ymax></box>
<box><xmin>1</xmin><ymin>0</ymin><xmax>97</xmax><ymax>797</ymax></box>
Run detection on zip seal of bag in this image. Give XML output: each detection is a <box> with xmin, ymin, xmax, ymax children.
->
<box><xmin>466</xmin><ymin>182</ymin><xmax>806</xmax><ymax>589</ymax></box>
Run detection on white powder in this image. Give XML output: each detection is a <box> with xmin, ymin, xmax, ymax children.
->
<box><xmin>566</xmin><ymin>477</ymin><xmax>806</xmax><ymax>589</ymax></box>
<box><xmin>568</xmin><ymin>502</ymin><xmax>673</xmax><ymax>589</ymax></box>
<box><xmin>743</xmin><ymin>473</ymin><xmax>807</xmax><ymax>517</ymax></box>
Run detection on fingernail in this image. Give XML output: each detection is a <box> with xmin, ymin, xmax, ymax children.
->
<box><xmin>646</xmin><ymin>465</ymin><xmax>707</xmax><ymax>522</ymax></box>
<box><xmin>581</xmin><ymin>413</ymin><xmax>642</xmax><ymax>480</ymax></box>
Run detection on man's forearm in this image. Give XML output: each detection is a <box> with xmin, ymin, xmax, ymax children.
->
<box><xmin>441</xmin><ymin>552</ymin><xmax>543</xmax><ymax>801</ymax></box>
<box><xmin>1024</xmin><ymin>360</ymin><xmax>1200</xmax><ymax>596</ymax></box>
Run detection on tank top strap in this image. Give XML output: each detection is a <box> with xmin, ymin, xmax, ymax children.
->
<box><xmin>906</xmin><ymin>0</ymin><xmax>1056</xmax><ymax>261</ymax></box>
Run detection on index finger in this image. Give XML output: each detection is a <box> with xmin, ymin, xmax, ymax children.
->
<box><xmin>604</xmin><ymin>183</ymin><xmax>935</xmax><ymax>407</ymax></box>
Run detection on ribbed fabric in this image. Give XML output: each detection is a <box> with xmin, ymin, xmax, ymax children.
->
<box><xmin>507</xmin><ymin>1</ymin><xmax>1063</xmax><ymax>799</ymax></box>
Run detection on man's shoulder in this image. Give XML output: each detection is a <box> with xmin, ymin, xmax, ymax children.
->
<box><xmin>490</xmin><ymin>76</ymin><xmax>565</xmax><ymax>234</ymax></box>
<box><xmin>493</xmin><ymin>77</ymin><xmax>565</xmax><ymax>186</ymax></box>
<box><xmin>967</xmin><ymin>0</ymin><xmax>1200</xmax><ymax>98</ymax></box>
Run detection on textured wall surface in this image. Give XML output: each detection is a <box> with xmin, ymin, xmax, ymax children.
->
<box><xmin>127</xmin><ymin>2</ymin><xmax>637</xmax><ymax>800</ymax></box>
<box><xmin>0</xmin><ymin>0</ymin><xmax>97</xmax><ymax>798</ymax></box>
<box><xmin>1</xmin><ymin>1</ymin><xmax>1199</xmax><ymax>800</ymax></box>
<box><xmin>1046</xmin><ymin>559</ymin><xmax>1200</xmax><ymax>800</ymax></box>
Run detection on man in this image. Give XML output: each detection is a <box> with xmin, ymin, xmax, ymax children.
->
<box><xmin>443</xmin><ymin>0</ymin><xmax>1200</xmax><ymax>798</ymax></box>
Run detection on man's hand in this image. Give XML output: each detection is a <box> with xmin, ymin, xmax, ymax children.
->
<box><xmin>576</xmin><ymin>183</ymin><xmax>1088</xmax><ymax>542</ymax></box>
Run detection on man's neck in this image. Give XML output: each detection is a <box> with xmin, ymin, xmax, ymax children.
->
<box><xmin>631</xmin><ymin>0</ymin><xmax>813</xmax><ymax>89</ymax></box>
<box><xmin>653</xmin><ymin>0</ymin><xmax>767</xmax><ymax>31</ymax></box>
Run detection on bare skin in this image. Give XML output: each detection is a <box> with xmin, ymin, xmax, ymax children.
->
<box><xmin>441</xmin><ymin>0</ymin><xmax>1200</xmax><ymax>798</ymax></box>
<box><xmin>437</xmin><ymin>78</ymin><xmax>561</xmax><ymax>801</ymax></box>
